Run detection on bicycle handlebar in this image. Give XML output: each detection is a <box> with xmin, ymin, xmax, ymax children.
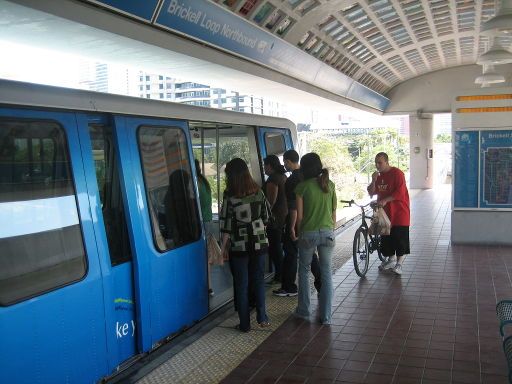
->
<box><xmin>340</xmin><ymin>199</ymin><xmax>377</xmax><ymax>209</ymax></box>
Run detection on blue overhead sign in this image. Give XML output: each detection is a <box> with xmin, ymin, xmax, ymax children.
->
<box><xmin>84</xmin><ymin>0</ymin><xmax>160</xmax><ymax>21</ymax></box>
<box><xmin>155</xmin><ymin>0</ymin><xmax>388</xmax><ymax>111</ymax></box>
<box><xmin>80</xmin><ymin>0</ymin><xmax>389</xmax><ymax>111</ymax></box>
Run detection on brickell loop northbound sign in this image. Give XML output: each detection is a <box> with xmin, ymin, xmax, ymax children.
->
<box><xmin>80</xmin><ymin>0</ymin><xmax>389</xmax><ymax>111</ymax></box>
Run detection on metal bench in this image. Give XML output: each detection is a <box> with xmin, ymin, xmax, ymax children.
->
<box><xmin>503</xmin><ymin>336</ymin><xmax>512</xmax><ymax>383</ymax></box>
<box><xmin>497</xmin><ymin>300</ymin><xmax>512</xmax><ymax>336</ymax></box>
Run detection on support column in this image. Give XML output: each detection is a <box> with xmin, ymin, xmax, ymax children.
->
<box><xmin>409</xmin><ymin>114</ymin><xmax>434</xmax><ymax>189</ymax></box>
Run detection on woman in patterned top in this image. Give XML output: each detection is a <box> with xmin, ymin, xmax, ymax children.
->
<box><xmin>220</xmin><ymin>158</ymin><xmax>271</xmax><ymax>332</ymax></box>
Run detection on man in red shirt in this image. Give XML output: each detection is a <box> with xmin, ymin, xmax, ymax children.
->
<box><xmin>367</xmin><ymin>152</ymin><xmax>410</xmax><ymax>275</ymax></box>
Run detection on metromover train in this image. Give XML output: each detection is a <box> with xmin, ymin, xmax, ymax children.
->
<box><xmin>0</xmin><ymin>79</ymin><xmax>296</xmax><ymax>383</ymax></box>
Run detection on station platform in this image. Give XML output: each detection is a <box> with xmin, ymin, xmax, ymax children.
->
<box><xmin>121</xmin><ymin>185</ymin><xmax>509</xmax><ymax>384</ymax></box>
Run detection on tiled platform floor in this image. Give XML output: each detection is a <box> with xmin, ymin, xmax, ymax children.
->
<box><xmin>222</xmin><ymin>185</ymin><xmax>510</xmax><ymax>383</ymax></box>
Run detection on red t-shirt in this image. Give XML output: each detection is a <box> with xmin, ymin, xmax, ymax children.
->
<box><xmin>375</xmin><ymin>167</ymin><xmax>410</xmax><ymax>226</ymax></box>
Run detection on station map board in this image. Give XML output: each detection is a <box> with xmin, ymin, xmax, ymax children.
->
<box><xmin>454</xmin><ymin>130</ymin><xmax>512</xmax><ymax>209</ymax></box>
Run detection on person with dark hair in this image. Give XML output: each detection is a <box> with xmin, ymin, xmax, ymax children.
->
<box><xmin>263</xmin><ymin>155</ymin><xmax>288</xmax><ymax>283</ymax></box>
<box><xmin>273</xmin><ymin>150</ymin><xmax>321</xmax><ymax>297</ymax></box>
<box><xmin>219</xmin><ymin>158</ymin><xmax>270</xmax><ymax>332</ymax></box>
<box><xmin>294</xmin><ymin>153</ymin><xmax>337</xmax><ymax>325</ymax></box>
<box><xmin>195</xmin><ymin>159</ymin><xmax>215</xmax><ymax>296</ymax></box>
<box><xmin>164</xmin><ymin>169</ymin><xmax>200</xmax><ymax>247</ymax></box>
<box><xmin>367</xmin><ymin>152</ymin><xmax>410</xmax><ymax>275</ymax></box>
<box><xmin>195</xmin><ymin>159</ymin><xmax>212</xmax><ymax>223</ymax></box>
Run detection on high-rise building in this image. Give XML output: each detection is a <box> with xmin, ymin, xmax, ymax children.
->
<box><xmin>136</xmin><ymin>71</ymin><xmax>280</xmax><ymax>116</ymax></box>
<box><xmin>78</xmin><ymin>62</ymin><xmax>138</xmax><ymax>96</ymax></box>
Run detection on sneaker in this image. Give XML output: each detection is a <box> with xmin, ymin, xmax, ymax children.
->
<box><xmin>273</xmin><ymin>288</ymin><xmax>298</xmax><ymax>297</ymax></box>
<box><xmin>378</xmin><ymin>256</ymin><xmax>397</xmax><ymax>271</ymax></box>
<box><xmin>392</xmin><ymin>264</ymin><xmax>403</xmax><ymax>275</ymax></box>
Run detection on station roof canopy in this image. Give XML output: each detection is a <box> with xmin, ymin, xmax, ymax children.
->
<box><xmin>1</xmin><ymin>0</ymin><xmax>511</xmax><ymax>113</ymax></box>
<box><xmin>253</xmin><ymin>0</ymin><xmax>505</xmax><ymax>95</ymax></box>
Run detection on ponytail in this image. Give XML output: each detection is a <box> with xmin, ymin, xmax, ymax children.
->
<box><xmin>317</xmin><ymin>168</ymin><xmax>329</xmax><ymax>193</ymax></box>
<box><xmin>301</xmin><ymin>152</ymin><xmax>330</xmax><ymax>193</ymax></box>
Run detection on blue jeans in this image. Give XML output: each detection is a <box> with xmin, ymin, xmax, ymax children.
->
<box><xmin>296</xmin><ymin>230</ymin><xmax>335</xmax><ymax>324</ymax></box>
<box><xmin>230</xmin><ymin>252</ymin><xmax>268</xmax><ymax>331</ymax></box>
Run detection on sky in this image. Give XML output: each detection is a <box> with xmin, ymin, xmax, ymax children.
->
<box><xmin>0</xmin><ymin>41</ymin><xmax>86</xmax><ymax>87</ymax></box>
<box><xmin>0</xmin><ymin>40</ymin><xmax>413</xmax><ymax>130</ymax></box>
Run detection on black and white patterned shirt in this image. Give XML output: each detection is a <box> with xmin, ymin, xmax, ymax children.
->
<box><xmin>219</xmin><ymin>189</ymin><xmax>269</xmax><ymax>254</ymax></box>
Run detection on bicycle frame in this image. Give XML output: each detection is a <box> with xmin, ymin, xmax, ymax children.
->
<box><xmin>341</xmin><ymin>199</ymin><xmax>384</xmax><ymax>277</ymax></box>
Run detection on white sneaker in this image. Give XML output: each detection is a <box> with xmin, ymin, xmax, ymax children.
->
<box><xmin>378</xmin><ymin>256</ymin><xmax>396</xmax><ymax>271</ymax></box>
<box><xmin>392</xmin><ymin>264</ymin><xmax>403</xmax><ymax>275</ymax></box>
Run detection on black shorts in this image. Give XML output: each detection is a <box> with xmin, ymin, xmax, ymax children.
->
<box><xmin>380</xmin><ymin>226</ymin><xmax>410</xmax><ymax>257</ymax></box>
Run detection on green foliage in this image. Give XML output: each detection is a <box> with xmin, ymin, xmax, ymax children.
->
<box><xmin>194</xmin><ymin>138</ymin><xmax>249</xmax><ymax>208</ymax></box>
<box><xmin>219</xmin><ymin>139</ymin><xmax>250</xmax><ymax>166</ymax></box>
<box><xmin>435</xmin><ymin>133</ymin><xmax>452</xmax><ymax>143</ymax></box>
<box><xmin>303</xmin><ymin>127</ymin><xmax>409</xmax><ymax>201</ymax></box>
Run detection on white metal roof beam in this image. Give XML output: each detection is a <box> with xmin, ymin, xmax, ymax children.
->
<box><xmin>389</xmin><ymin>0</ymin><xmax>432</xmax><ymax>71</ymax></box>
<box><xmin>357</xmin><ymin>1</ymin><xmax>418</xmax><ymax>78</ymax></box>
<box><xmin>420</xmin><ymin>0</ymin><xmax>447</xmax><ymax>67</ymax></box>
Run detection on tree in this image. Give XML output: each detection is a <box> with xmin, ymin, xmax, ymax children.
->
<box><xmin>435</xmin><ymin>133</ymin><xmax>451</xmax><ymax>143</ymax></box>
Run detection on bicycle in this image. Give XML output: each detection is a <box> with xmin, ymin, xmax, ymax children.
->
<box><xmin>340</xmin><ymin>200</ymin><xmax>385</xmax><ymax>277</ymax></box>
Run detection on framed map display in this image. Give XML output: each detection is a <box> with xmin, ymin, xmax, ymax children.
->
<box><xmin>454</xmin><ymin>131</ymin><xmax>479</xmax><ymax>208</ymax></box>
<box><xmin>480</xmin><ymin>131</ymin><xmax>512</xmax><ymax>208</ymax></box>
<box><xmin>454</xmin><ymin>130</ymin><xmax>512</xmax><ymax>210</ymax></box>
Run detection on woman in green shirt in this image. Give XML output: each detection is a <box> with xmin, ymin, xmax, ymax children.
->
<box><xmin>295</xmin><ymin>153</ymin><xmax>336</xmax><ymax>325</ymax></box>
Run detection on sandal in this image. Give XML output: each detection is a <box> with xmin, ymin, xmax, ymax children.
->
<box><xmin>258</xmin><ymin>321</ymin><xmax>271</xmax><ymax>328</ymax></box>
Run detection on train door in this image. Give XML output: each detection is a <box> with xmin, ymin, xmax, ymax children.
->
<box><xmin>75</xmin><ymin>114</ymin><xmax>137</xmax><ymax>371</ymax></box>
<box><xmin>258</xmin><ymin>127</ymin><xmax>293</xmax><ymax>159</ymax></box>
<box><xmin>0</xmin><ymin>109</ymin><xmax>109</xmax><ymax>383</ymax></box>
<box><xmin>190</xmin><ymin>123</ymin><xmax>262</xmax><ymax>310</ymax></box>
<box><xmin>113</xmin><ymin>116</ymin><xmax>208</xmax><ymax>352</ymax></box>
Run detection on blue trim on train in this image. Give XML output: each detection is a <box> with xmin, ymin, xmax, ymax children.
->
<box><xmin>258</xmin><ymin>127</ymin><xmax>293</xmax><ymax>159</ymax></box>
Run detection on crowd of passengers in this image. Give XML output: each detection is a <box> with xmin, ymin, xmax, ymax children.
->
<box><xmin>197</xmin><ymin>150</ymin><xmax>409</xmax><ymax>333</ymax></box>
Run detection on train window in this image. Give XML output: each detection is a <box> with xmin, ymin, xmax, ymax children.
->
<box><xmin>89</xmin><ymin>125</ymin><xmax>132</xmax><ymax>265</ymax></box>
<box><xmin>138</xmin><ymin>126</ymin><xmax>201</xmax><ymax>251</ymax></box>
<box><xmin>0</xmin><ymin>119</ymin><xmax>87</xmax><ymax>306</ymax></box>
<box><xmin>264</xmin><ymin>131</ymin><xmax>286</xmax><ymax>156</ymax></box>
<box><xmin>191</xmin><ymin>124</ymin><xmax>261</xmax><ymax>222</ymax></box>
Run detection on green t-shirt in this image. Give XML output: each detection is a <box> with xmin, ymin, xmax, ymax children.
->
<box><xmin>295</xmin><ymin>178</ymin><xmax>337</xmax><ymax>232</ymax></box>
<box><xmin>198</xmin><ymin>178</ymin><xmax>212</xmax><ymax>222</ymax></box>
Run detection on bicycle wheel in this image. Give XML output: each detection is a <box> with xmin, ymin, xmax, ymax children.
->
<box><xmin>353</xmin><ymin>227</ymin><xmax>369</xmax><ymax>277</ymax></box>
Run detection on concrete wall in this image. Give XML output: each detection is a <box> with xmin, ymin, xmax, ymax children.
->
<box><xmin>452</xmin><ymin>211</ymin><xmax>512</xmax><ymax>245</ymax></box>
<box><xmin>409</xmin><ymin>115</ymin><xmax>434</xmax><ymax>189</ymax></box>
<box><xmin>385</xmin><ymin>64</ymin><xmax>512</xmax><ymax>114</ymax></box>
<box><xmin>451</xmin><ymin>86</ymin><xmax>512</xmax><ymax>245</ymax></box>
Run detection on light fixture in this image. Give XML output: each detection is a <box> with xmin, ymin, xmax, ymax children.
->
<box><xmin>481</xmin><ymin>0</ymin><xmax>512</xmax><ymax>36</ymax></box>
<box><xmin>476</xmin><ymin>37</ymin><xmax>512</xmax><ymax>65</ymax></box>
<box><xmin>475</xmin><ymin>64</ymin><xmax>506</xmax><ymax>85</ymax></box>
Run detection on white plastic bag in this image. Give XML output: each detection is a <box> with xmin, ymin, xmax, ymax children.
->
<box><xmin>368</xmin><ymin>207</ymin><xmax>391</xmax><ymax>236</ymax></box>
<box><xmin>207</xmin><ymin>234</ymin><xmax>223</xmax><ymax>265</ymax></box>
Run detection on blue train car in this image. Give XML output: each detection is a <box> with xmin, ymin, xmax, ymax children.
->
<box><xmin>0</xmin><ymin>79</ymin><xmax>296</xmax><ymax>383</ymax></box>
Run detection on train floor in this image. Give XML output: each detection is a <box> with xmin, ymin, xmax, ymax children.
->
<box><xmin>118</xmin><ymin>185</ymin><xmax>509</xmax><ymax>383</ymax></box>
